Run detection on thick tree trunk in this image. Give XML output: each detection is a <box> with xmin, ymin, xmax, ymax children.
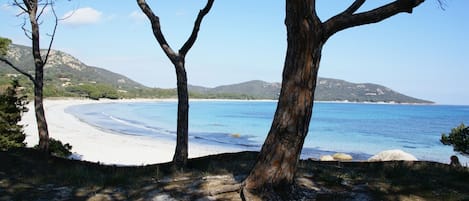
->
<box><xmin>241</xmin><ymin>0</ymin><xmax>424</xmax><ymax>199</ymax></box>
<box><xmin>172</xmin><ymin>60</ymin><xmax>189</xmax><ymax>167</ymax></box>
<box><xmin>242</xmin><ymin>0</ymin><xmax>324</xmax><ymax>199</ymax></box>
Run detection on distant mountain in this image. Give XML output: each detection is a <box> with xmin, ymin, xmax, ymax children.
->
<box><xmin>190</xmin><ymin>79</ymin><xmax>432</xmax><ymax>104</ymax></box>
<box><xmin>0</xmin><ymin>44</ymin><xmax>146</xmax><ymax>91</ymax></box>
<box><xmin>0</xmin><ymin>43</ymin><xmax>432</xmax><ymax>103</ymax></box>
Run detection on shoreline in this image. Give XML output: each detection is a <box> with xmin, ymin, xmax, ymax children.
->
<box><xmin>21</xmin><ymin>98</ymin><xmax>243</xmax><ymax>166</ymax></box>
<box><xmin>20</xmin><ymin>98</ymin><xmax>464</xmax><ymax>165</ymax></box>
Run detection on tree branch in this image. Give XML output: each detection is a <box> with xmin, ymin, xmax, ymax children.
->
<box><xmin>43</xmin><ymin>2</ymin><xmax>58</xmax><ymax>65</ymax></box>
<box><xmin>12</xmin><ymin>0</ymin><xmax>28</xmax><ymax>13</ymax></box>
<box><xmin>179</xmin><ymin>0</ymin><xmax>215</xmax><ymax>56</ymax></box>
<box><xmin>136</xmin><ymin>0</ymin><xmax>177</xmax><ymax>61</ymax></box>
<box><xmin>342</xmin><ymin>0</ymin><xmax>366</xmax><ymax>15</ymax></box>
<box><xmin>0</xmin><ymin>58</ymin><xmax>37</xmax><ymax>85</ymax></box>
<box><xmin>21</xmin><ymin>18</ymin><xmax>33</xmax><ymax>40</ymax></box>
<box><xmin>324</xmin><ymin>0</ymin><xmax>425</xmax><ymax>39</ymax></box>
<box><xmin>36</xmin><ymin>0</ymin><xmax>50</xmax><ymax>21</ymax></box>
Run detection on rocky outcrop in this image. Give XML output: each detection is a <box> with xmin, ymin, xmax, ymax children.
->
<box><xmin>368</xmin><ymin>149</ymin><xmax>417</xmax><ymax>161</ymax></box>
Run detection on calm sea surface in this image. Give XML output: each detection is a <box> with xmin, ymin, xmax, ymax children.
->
<box><xmin>66</xmin><ymin>101</ymin><xmax>469</xmax><ymax>164</ymax></box>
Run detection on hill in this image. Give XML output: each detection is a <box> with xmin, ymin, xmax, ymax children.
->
<box><xmin>0</xmin><ymin>44</ymin><xmax>176</xmax><ymax>99</ymax></box>
<box><xmin>1</xmin><ymin>43</ymin><xmax>432</xmax><ymax>103</ymax></box>
<box><xmin>190</xmin><ymin>79</ymin><xmax>432</xmax><ymax>103</ymax></box>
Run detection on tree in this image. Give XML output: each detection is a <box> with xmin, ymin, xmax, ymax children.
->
<box><xmin>441</xmin><ymin>123</ymin><xmax>469</xmax><ymax>156</ymax></box>
<box><xmin>0</xmin><ymin>0</ymin><xmax>61</xmax><ymax>152</ymax></box>
<box><xmin>241</xmin><ymin>0</ymin><xmax>425</xmax><ymax>199</ymax></box>
<box><xmin>137</xmin><ymin>0</ymin><xmax>215</xmax><ymax>168</ymax></box>
<box><xmin>0</xmin><ymin>80</ymin><xmax>29</xmax><ymax>150</ymax></box>
<box><xmin>0</xmin><ymin>37</ymin><xmax>12</xmax><ymax>55</ymax></box>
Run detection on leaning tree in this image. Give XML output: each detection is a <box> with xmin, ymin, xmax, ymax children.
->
<box><xmin>137</xmin><ymin>0</ymin><xmax>215</xmax><ymax>168</ymax></box>
<box><xmin>0</xmin><ymin>0</ymin><xmax>61</xmax><ymax>152</ymax></box>
<box><xmin>241</xmin><ymin>0</ymin><xmax>425</xmax><ymax>199</ymax></box>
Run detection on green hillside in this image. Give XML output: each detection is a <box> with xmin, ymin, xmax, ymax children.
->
<box><xmin>1</xmin><ymin>43</ymin><xmax>432</xmax><ymax>103</ymax></box>
<box><xmin>190</xmin><ymin>79</ymin><xmax>432</xmax><ymax>103</ymax></box>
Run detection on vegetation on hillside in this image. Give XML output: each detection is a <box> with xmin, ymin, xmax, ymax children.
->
<box><xmin>1</xmin><ymin>44</ymin><xmax>433</xmax><ymax>102</ymax></box>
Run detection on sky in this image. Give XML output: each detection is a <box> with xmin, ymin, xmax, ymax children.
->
<box><xmin>1</xmin><ymin>0</ymin><xmax>468</xmax><ymax>105</ymax></box>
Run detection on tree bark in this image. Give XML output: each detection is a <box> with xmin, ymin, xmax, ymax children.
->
<box><xmin>173</xmin><ymin>60</ymin><xmax>189</xmax><ymax>167</ymax></box>
<box><xmin>242</xmin><ymin>1</ymin><xmax>323</xmax><ymax>199</ymax></box>
<box><xmin>242</xmin><ymin>0</ymin><xmax>424</xmax><ymax>199</ymax></box>
<box><xmin>29</xmin><ymin>0</ymin><xmax>50</xmax><ymax>152</ymax></box>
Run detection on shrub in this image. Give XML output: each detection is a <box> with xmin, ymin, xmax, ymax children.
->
<box><xmin>34</xmin><ymin>138</ymin><xmax>72</xmax><ymax>158</ymax></box>
<box><xmin>0</xmin><ymin>80</ymin><xmax>28</xmax><ymax>151</ymax></box>
<box><xmin>441</xmin><ymin>123</ymin><xmax>469</xmax><ymax>157</ymax></box>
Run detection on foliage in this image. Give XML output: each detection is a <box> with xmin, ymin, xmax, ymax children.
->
<box><xmin>0</xmin><ymin>80</ymin><xmax>28</xmax><ymax>150</ymax></box>
<box><xmin>34</xmin><ymin>138</ymin><xmax>72</xmax><ymax>158</ymax></box>
<box><xmin>0</xmin><ymin>37</ymin><xmax>12</xmax><ymax>56</ymax></box>
<box><xmin>66</xmin><ymin>83</ymin><xmax>119</xmax><ymax>100</ymax></box>
<box><xmin>441</xmin><ymin>123</ymin><xmax>469</xmax><ymax>156</ymax></box>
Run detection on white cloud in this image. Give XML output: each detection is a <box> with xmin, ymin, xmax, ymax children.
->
<box><xmin>129</xmin><ymin>10</ymin><xmax>146</xmax><ymax>22</ymax></box>
<box><xmin>61</xmin><ymin>7</ymin><xmax>102</xmax><ymax>25</ymax></box>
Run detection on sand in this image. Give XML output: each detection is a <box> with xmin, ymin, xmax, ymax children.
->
<box><xmin>21</xmin><ymin>99</ymin><xmax>242</xmax><ymax>166</ymax></box>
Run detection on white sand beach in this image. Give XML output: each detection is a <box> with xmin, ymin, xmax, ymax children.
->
<box><xmin>21</xmin><ymin>99</ymin><xmax>242</xmax><ymax>166</ymax></box>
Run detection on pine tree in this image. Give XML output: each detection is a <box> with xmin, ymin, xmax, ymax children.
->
<box><xmin>0</xmin><ymin>80</ymin><xmax>29</xmax><ymax>150</ymax></box>
<box><xmin>441</xmin><ymin>123</ymin><xmax>469</xmax><ymax>156</ymax></box>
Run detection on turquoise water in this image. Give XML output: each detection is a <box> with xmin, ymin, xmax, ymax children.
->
<box><xmin>66</xmin><ymin>101</ymin><xmax>469</xmax><ymax>164</ymax></box>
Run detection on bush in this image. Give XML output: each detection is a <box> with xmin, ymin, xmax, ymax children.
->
<box><xmin>441</xmin><ymin>123</ymin><xmax>469</xmax><ymax>157</ymax></box>
<box><xmin>0</xmin><ymin>80</ymin><xmax>28</xmax><ymax>151</ymax></box>
<box><xmin>66</xmin><ymin>83</ymin><xmax>119</xmax><ymax>100</ymax></box>
<box><xmin>35</xmin><ymin>138</ymin><xmax>72</xmax><ymax>158</ymax></box>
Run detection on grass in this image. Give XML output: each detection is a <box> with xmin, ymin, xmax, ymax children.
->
<box><xmin>1</xmin><ymin>148</ymin><xmax>468</xmax><ymax>200</ymax></box>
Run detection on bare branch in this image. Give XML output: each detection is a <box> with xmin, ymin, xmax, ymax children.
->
<box><xmin>0</xmin><ymin>58</ymin><xmax>37</xmax><ymax>85</ymax></box>
<box><xmin>179</xmin><ymin>0</ymin><xmax>215</xmax><ymax>56</ymax></box>
<box><xmin>21</xmin><ymin>18</ymin><xmax>33</xmax><ymax>40</ymax></box>
<box><xmin>43</xmin><ymin>2</ymin><xmax>58</xmax><ymax>65</ymax></box>
<box><xmin>324</xmin><ymin>0</ymin><xmax>425</xmax><ymax>39</ymax></box>
<box><xmin>342</xmin><ymin>0</ymin><xmax>366</xmax><ymax>15</ymax></box>
<box><xmin>437</xmin><ymin>0</ymin><xmax>447</xmax><ymax>10</ymax></box>
<box><xmin>137</xmin><ymin>0</ymin><xmax>178</xmax><ymax>61</ymax></box>
<box><xmin>36</xmin><ymin>0</ymin><xmax>50</xmax><ymax>20</ymax></box>
<box><xmin>12</xmin><ymin>0</ymin><xmax>29</xmax><ymax>14</ymax></box>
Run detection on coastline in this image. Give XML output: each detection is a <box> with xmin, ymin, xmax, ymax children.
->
<box><xmin>21</xmin><ymin>98</ymin><xmax>243</xmax><ymax>166</ymax></box>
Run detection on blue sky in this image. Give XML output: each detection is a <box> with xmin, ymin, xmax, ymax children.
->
<box><xmin>1</xmin><ymin>0</ymin><xmax>468</xmax><ymax>105</ymax></box>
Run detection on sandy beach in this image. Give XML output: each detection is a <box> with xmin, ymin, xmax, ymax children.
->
<box><xmin>21</xmin><ymin>99</ymin><xmax>242</xmax><ymax>166</ymax></box>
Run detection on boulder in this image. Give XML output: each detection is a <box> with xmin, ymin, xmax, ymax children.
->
<box><xmin>332</xmin><ymin>153</ymin><xmax>353</xmax><ymax>161</ymax></box>
<box><xmin>368</xmin><ymin>149</ymin><xmax>417</xmax><ymax>162</ymax></box>
<box><xmin>320</xmin><ymin>155</ymin><xmax>334</xmax><ymax>161</ymax></box>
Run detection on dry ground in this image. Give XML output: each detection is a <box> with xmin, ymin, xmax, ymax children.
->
<box><xmin>1</xmin><ymin>148</ymin><xmax>468</xmax><ymax>201</ymax></box>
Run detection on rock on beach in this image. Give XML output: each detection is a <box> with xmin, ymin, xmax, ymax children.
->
<box><xmin>368</xmin><ymin>149</ymin><xmax>417</xmax><ymax>162</ymax></box>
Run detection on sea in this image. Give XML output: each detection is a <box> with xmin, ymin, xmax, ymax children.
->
<box><xmin>65</xmin><ymin>101</ymin><xmax>469</xmax><ymax>165</ymax></box>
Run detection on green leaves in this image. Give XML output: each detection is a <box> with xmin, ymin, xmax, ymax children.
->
<box><xmin>0</xmin><ymin>37</ymin><xmax>12</xmax><ymax>56</ymax></box>
<box><xmin>0</xmin><ymin>80</ymin><xmax>29</xmax><ymax>151</ymax></box>
<box><xmin>441</xmin><ymin>123</ymin><xmax>469</xmax><ymax>156</ymax></box>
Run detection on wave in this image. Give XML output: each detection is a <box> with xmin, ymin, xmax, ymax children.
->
<box><xmin>100</xmin><ymin>112</ymin><xmax>260</xmax><ymax>148</ymax></box>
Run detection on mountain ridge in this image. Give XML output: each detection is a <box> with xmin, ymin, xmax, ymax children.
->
<box><xmin>0</xmin><ymin>43</ymin><xmax>432</xmax><ymax>103</ymax></box>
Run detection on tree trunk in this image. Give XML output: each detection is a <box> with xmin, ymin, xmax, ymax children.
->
<box><xmin>30</xmin><ymin>3</ymin><xmax>50</xmax><ymax>152</ymax></box>
<box><xmin>241</xmin><ymin>0</ymin><xmax>425</xmax><ymax>199</ymax></box>
<box><xmin>172</xmin><ymin>59</ymin><xmax>189</xmax><ymax>167</ymax></box>
<box><xmin>242</xmin><ymin>0</ymin><xmax>324</xmax><ymax>199</ymax></box>
<box><xmin>34</xmin><ymin>80</ymin><xmax>49</xmax><ymax>151</ymax></box>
